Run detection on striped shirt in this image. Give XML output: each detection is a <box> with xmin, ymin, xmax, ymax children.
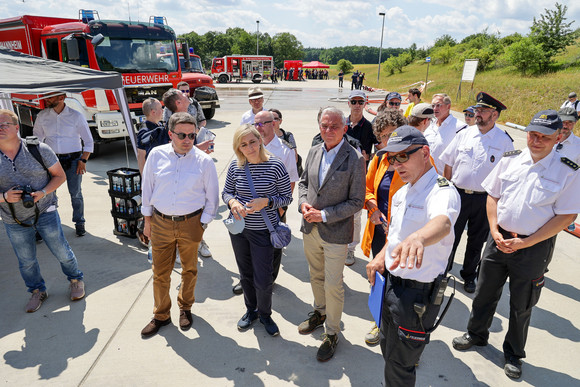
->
<box><xmin>222</xmin><ymin>157</ymin><xmax>292</xmax><ymax>230</ymax></box>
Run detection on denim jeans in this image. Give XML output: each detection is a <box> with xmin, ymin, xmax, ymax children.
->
<box><xmin>62</xmin><ymin>155</ymin><xmax>85</xmax><ymax>225</ymax></box>
<box><xmin>4</xmin><ymin>210</ymin><xmax>83</xmax><ymax>293</ymax></box>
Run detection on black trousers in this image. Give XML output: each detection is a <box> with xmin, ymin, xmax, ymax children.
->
<box><xmin>467</xmin><ymin>231</ymin><xmax>555</xmax><ymax>359</ymax></box>
<box><xmin>230</xmin><ymin>228</ymin><xmax>274</xmax><ymax>317</ymax></box>
<box><xmin>447</xmin><ymin>191</ymin><xmax>489</xmax><ymax>281</ymax></box>
<box><xmin>380</xmin><ymin>275</ymin><xmax>440</xmax><ymax>386</ymax></box>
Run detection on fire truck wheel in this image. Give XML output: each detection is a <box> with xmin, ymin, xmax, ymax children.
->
<box><xmin>218</xmin><ymin>75</ymin><xmax>228</xmax><ymax>84</ymax></box>
<box><xmin>202</xmin><ymin>108</ymin><xmax>215</xmax><ymax>120</ymax></box>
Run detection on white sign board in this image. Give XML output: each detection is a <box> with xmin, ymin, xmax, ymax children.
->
<box><xmin>461</xmin><ymin>59</ymin><xmax>479</xmax><ymax>82</ymax></box>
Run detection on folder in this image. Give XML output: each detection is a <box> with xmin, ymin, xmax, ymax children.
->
<box><xmin>368</xmin><ymin>271</ymin><xmax>386</xmax><ymax>328</ymax></box>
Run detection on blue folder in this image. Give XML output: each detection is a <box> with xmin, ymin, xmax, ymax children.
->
<box><xmin>368</xmin><ymin>271</ymin><xmax>386</xmax><ymax>328</ymax></box>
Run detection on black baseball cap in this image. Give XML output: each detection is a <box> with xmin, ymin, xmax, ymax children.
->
<box><xmin>475</xmin><ymin>92</ymin><xmax>507</xmax><ymax>111</ymax></box>
<box><xmin>524</xmin><ymin>110</ymin><xmax>563</xmax><ymax>135</ymax></box>
<box><xmin>385</xmin><ymin>125</ymin><xmax>429</xmax><ymax>152</ymax></box>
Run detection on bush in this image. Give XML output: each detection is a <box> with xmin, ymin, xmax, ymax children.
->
<box><xmin>504</xmin><ymin>37</ymin><xmax>546</xmax><ymax>74</ymax></box>
<box><xmin>336</xmin><ymin>59</ymin><xmax>354</xmax><ymax>74</ymax></box>
<box><xmin>431</xmin><ymin>44</ymin><xmax>455</xmax><ymax>64</ymax></box>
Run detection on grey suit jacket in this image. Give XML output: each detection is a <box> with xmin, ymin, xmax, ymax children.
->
<box><xmin>298</xmin><ymin>140</ymin><xmax>366</xmax><ymax>244</ymax></box>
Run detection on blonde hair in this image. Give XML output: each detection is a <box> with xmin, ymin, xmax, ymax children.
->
<box><xmin>232</xmin><ymin>124</ymin><xmax>269</xmax><ymax>166</ymax></box>
<box><xmin>0</xmin><ymin>109</ymin><xmax>18</xmax><ymax>124</ymax></box>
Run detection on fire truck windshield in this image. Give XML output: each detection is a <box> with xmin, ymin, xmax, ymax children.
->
<box><xmin>94</xmin><ymin>36</ymin><xmax>178</xmax><ymax>73</ymax></box>
<box><xmin>180</xmin><ymin>56</ymin><xmax>204</xmax><ymax>73</ymax></box>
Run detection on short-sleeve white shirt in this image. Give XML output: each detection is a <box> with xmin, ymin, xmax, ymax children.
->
<box><xmin>440</xmin><ymin>125</ymin><xmax>514</xmax><ymax>191</ymax></box>
<box><xmin>424</xmin><ymin>114</ymin><xmax>466</xmax><ymax>173</ymax></box>
<box><xmin>555</xmin><ymin>133</ymin><xmax>580</xmax><ymax>164</ymax></box>
<box><xmin>482</xmin><ymin>148</ymin><xmax>580</xmax><ymax>235</ymax></box>
<box><xmin>240</xmin><ymin>107</ymin><xmax>266</xmax><ymax>125</ymax></box>
<box><xmin>386</xmin><ymin>168</ymin><xmax>461</xmax><ymax>282</ymax></box>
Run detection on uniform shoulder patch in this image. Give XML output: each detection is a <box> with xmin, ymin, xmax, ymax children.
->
<box><xmin>503</xmin><ymin>150</ymin><xmax>522</xmax><ymax>157</ymax></box>
<box><xmin>561</xmin><ymin>157</ymin><xmax>579</xmax><ymax>171</ymax></box>
<box><xmin>437</xmin><ymin>177</ymin><xmax>449</xmax><ymax>187</ymax></box>
<box><xmin>456</xmin><ymin>124</ymin><xmax>468</xmax><ymax>134</ymax></box>
<box><xmin>504</xmin><ymin>130</ymin><xmax>514</xmax><ymax>142</ymax></box>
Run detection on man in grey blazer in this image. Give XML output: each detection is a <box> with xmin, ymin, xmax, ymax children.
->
<box><xmin>298</xmin><ymin>107</ymin><xmax>366</xmax><ymax>361</ymax></box>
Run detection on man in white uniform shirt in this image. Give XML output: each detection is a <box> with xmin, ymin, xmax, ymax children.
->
<box><xmin>423</xmin><ymin>93</ymin><xmax>467</xmax><ymax>173</ymax></box>
<box><xmin>366</xmin><ymin>125</ymin><xmax>460</xmax><ymax>386</ymax></box>
<box><xmin>560</xmin><ymin>91</ymin><xmax>580</xmax><ymax>113</ymax></box>
<box><xmin>140</xmin><ymin>113</ymin><xmax>219</xmax><ymax>337</ymax></box>
<box><xmin>33</xmin><ymin>93</ymin><xmax>93</xmax><ymax>236</ymax></box>
<box><xmin>241</xmin><ymin>88</ymin><xmax>266</xmax><ymax>125</ymax></box>
<box><xmin>440</xmin><ymin>92</ymin><xmax>514</xmax><ymax>293</ymax></box>
<box><xmin>556</xmin><ymin>107</ymin><xmax>580</xmax><ymax>163</ymax></box>
<box><xmin>453</xmin><ymin>110</ymin><xmax>580</xmax><ymax>380</ymax></box>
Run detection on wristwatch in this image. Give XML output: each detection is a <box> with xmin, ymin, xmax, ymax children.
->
<box><xmin>80</xmin><ymin>159</ymin><xmax>88</xmax><ymax>163</ymax></box>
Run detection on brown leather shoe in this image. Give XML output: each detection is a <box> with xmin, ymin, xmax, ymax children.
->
<box><xmin>179</xmin><ymin>310</ymin><xmax>193</xmax><ymax>331</ymax></box>
<box><xmin>141</xmin><ymin>318</ymin><xmax>171</xmax><ymax>337</ymax></box>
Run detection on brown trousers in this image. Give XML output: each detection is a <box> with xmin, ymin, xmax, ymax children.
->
<box><xmin>150</xmin><ymin>212</ymin><xmax>204</xmax><ymax>321</ymax></box>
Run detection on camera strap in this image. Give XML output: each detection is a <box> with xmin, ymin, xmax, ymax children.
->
<box><xmin>7</xmin><ymin>202</ymin><xmax>40</xmax><ymax>227</ymax></box>
<box><xmin>425</xmin><ymin>272</ymin><xmax>456</xmax><ymax>334</ymax></box>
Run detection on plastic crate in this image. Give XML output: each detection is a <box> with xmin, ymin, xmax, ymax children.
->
<box><xmin>110</xmin><ymin>196</ymin><xmax>142</xmax><ymax>219</ymax></box>
<box><xmin>107</xmin><ymin>168</ymin><xmax>141</xmax><ymax>198</ymax></box>
<box><xmin>112</xmin><ymin>216</ymin><xmax>138</xmax><ymax>238</ymax></box>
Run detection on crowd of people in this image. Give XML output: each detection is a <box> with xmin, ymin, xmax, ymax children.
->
<box><xmin>1</xmin><ymin>82</ymin><xmax>579</xmax><ymax>385</ymax></box>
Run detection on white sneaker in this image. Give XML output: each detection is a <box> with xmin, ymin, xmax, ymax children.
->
<box><xmin>345</xmin><ymin>250</ymin><xmax>355</xmax><ymax>266</ymax></box>
<box><xmin>365</xmin><ymin>323</ymin><xmax>380</xmax><ymax>345</ymax></box>
<box><xmin>198</xmin><ymin>240</ymin><xmax>212</xmax><ymax>258</ymax></box>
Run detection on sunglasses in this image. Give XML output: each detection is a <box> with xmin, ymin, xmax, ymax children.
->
<box><xmin>171</xmin><ymin>131</ymin><xmax>195</xmax><ymax>140</ymax></box>
<box><xmin>254</xmin><ymin>121</ymin><xmax>273</xmax><ymax>128</ymax></box>
<box><xmin>350</xmin><ymin>100</ymin><xmax>365</xmax><ymax>105</ymax></box>
<box><xmin>388</xmin><ymin>102</ymin><xmax>401</xmax><ymax>106</ymax></box>
<box><xmin>386</xmin><ymin>146</ymin><xmax>423</xmax><ymax>164</ymax></box>
<box><xmin>180</xmin><ymin>89</ymin><xmax>190</xmax><ymax>93</ymax></box>
<box><xmin>464</xmin><ymin>113</ymin><xmax>474</xmax><ymax>118</ymax></box>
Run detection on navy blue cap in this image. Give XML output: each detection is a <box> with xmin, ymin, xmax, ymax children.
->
<box><xmin>385</xmin><ymin>125</ymin><xmax>429</xmax><ymax>152</ymax></box>
<box><xmin>386</xmin><ymin>92</ymin><xmax>402</xmax><ymax>101</ymax></box>
<box><xmin>463</xmin><ymin>106</ymin><xmax>475</xmax><ymax>114</ymax></box>
<box><xmin>348</xmin><ymin>90</ymin><xmax>367</xmax><ymax>100</ymax></box>
<box><xmin>475</xmin><ymin>92</ymin><xmax>507</xmax><ymax>111</ymax></box>
<box><xmin>524</xmin><ymin>110</ymin><xmax>563</xmax><ymax>135</ymax></box>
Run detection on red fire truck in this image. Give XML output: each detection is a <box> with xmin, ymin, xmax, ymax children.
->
<box><xmin>211</xmin><ymin>55</ymin><xmax>273</xmax><ymax>84</ymax></box>
<box><xmin>0</xmin><ymin>11</ymin><xmax>182</xmax><ymax>151</ymax></box>
<box><xmin>177</xmin><ymin>48</ymin><xmax>220</xmax><ymax>119</ymax></box>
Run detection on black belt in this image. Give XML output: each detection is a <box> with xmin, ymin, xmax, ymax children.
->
<box><xmin>154</xmin><ymin>208</ymin><xmax>202</xmax><ymax>222</ymax></box>
<box><xmin>389</xmin><ymin>275</ymin><xmax>434</xmax><ymax>291</ymax></box>
<box><xmin>456</xmin><ymin>187</ymin><xmax>486</xmax><ymax>195</ymax></box>
<box><xmin>498</xmin><ymin>226</ymin><xmax>529</xmax><ymax>239</ymax></box>
<box><xmin>56</xmin><ymin>151</ymin><xmax>82</xmax><ymax>158</ymax></box>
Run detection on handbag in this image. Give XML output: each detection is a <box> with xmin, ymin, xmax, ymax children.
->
<box><xmin>244</xmin><ymin>163</ymin><xmax>291</xmax><ymax>248</ymax></box>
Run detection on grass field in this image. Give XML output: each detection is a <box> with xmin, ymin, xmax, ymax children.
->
<box><xmin>327</xmin><ymin>43</ymin><xmax>580</xmax><ymax>134</ymax></box>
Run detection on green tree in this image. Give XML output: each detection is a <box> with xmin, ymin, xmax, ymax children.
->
<box><xmin>530</xmin><ymin>3</ymin><xmax>577</xmax><ymax>71</ymax></box>
<box><xmin>336</xmin><ymin>59</ymin><xmax>354</xmax><ymax>73</ymax></box>
<box><xmin>271</xmin><ymin>33</ymin><xmax>304</xmax><ymax>67</ymax></box>
<box><xmin>433</xmin><ymin>34</ymin><xmax>457</xmax><ymax>48</ymax></box>
<box><xmin>505</xmin><ymin>37</ymin><xmax>545</xmax><ymax>75</ymax></box>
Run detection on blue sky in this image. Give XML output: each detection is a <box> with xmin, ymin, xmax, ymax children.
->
<box><xmin>2</xmin><ymin>0</ymin><xmax>579</xmax><ymax>49</ymax></box>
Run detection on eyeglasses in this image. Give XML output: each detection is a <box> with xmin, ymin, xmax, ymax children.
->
<box><xmin>254</xmin><ymin>121</ymin><xmax>273</xmax><ymax>128</ymax></box>
<box><xmin>350</xmin><ymin>100</ymin><xmax>365</xmax><ymax>105</ymax></box>
<box><xmin>388</xmin><ymin>102</ymin><xmax>401</xmax><ymax>107</ymax></box>
<box><xmin>0</xmin><ymin>122</ymin><xmax>17</xmax><ymax>128</ymax></box>
<box><xmin>171</xmin><ymin>131</ymin><xmax>195</xmax><ymax>140</ymax></box>
<box><xmin>464</xmin><ymin>113</ymin><xmax>474</xmax><ymax>118</ymax></box>
<box><xmin>180</xmin><ymin>89</ymin><xmax>190</xmax><ymax>93</ymax></box>
<box><xmin>386</xmin><ymin>146</ymin><xmax>423</xmax><ymax>164</ymax></box>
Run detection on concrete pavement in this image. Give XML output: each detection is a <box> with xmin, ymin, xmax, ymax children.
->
<box><xmin>0</xmin><ymin>80</ymin><xmax>579</xmax><ymax>386</ymax></box>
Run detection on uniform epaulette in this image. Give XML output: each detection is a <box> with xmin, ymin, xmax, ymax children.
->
<box><xmin>504</xmin><ymin>130</ymin><xmax>514</xmax><ymax>142</ymax></box>
<box><xmin>280</xmin><ymin>138</ymin><xmax>293</xmax><ymax>149</ymax></box>
<box><xmin>437</xmin><ymin>177</ymin><xmax>450</xmax><ymax>187</ymax></box>
<box><xmin>561</xmin><ymin>157</ymin><xmax>579</xmax><ymax>171</ymax></box>
<box><xmin>456</xmin><ymin>124</ymin><xmax>468</xmax><ymax>134</ymax></box>
<box><xmin>503</xmin><ymin>150</ymin><xmax>521</xmax><ymax>157</ymax></box>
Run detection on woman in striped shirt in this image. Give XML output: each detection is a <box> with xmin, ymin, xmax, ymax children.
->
<box><xmin>222</xmin><ymin>124</ymin><xmax>292</xmax><ymax>336</ymax></box>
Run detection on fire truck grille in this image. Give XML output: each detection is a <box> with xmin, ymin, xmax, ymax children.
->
<box><xmin>125</xmin><ymin>85</ymin><xmax>173</xmax><ymax>104</ymax></box>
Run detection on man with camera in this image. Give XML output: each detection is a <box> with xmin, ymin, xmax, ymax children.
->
<box><xmin>366</xmin><ymin>126</ymin><xmax>460</xmax><ymax>386</ymax></box>
<box><xmin>0</xmin><ymin>109</ymin><xmax>85</xmax><ymax>313</ymax></box>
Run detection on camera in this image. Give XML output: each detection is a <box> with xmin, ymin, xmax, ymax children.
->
<box><xmin>16</xmin><ymin>185</ymin><xmax>35</xmax><ymax>208</ymax></box>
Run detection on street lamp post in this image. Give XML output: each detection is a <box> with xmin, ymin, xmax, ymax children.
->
<box><xmin>256</xmin><ymin>20</ymin><xmax>260</xmax><ymax>55</ymax></box>
<box><xmin>377</xmin><ymin>12</ymin><xmax>386</xmax><ymax>85</ymax></box>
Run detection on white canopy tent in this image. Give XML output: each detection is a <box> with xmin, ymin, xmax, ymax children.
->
<box><xmin>0</xmin><ymin>48</ymin><xmax>137</xmax><ymax>158</ymax></box>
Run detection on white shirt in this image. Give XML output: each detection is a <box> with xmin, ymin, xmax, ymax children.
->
<box><xmin>264</xmin><ymin>135</ymin><xmax>299</xmax><ymax>182</ymax></box>
<box><xmin>424</xmin><ymin>114</ymin><xmax>466</xmax><ymax>173</ymax></box>
<box><xmin>33</xmin><ymin>105</ymin><xmax>94</xmax><ymax>154</ymax></box>
<box><xmin>555</xmin><ymin>133</ymin><xmax>580</xmax><ymax>164</ymax></box>
<box><xmin>386</xmin><ymin>168</ymin><xmax>461</xmax><ymax>282</ymax></box>
<box><xmin>440</xmin><ymin>125</ymin><xmax>514</xmax><ymax>191</ymax></box>
<box><xmin>240</xmin><ymin>107</ymin><xmax>266</xmax><ymax>125</ymax></box>
<box><xmin>482</xmin><ymin>148</ymin><xmax>580</xmax><ymax>236</ymax></box>
<box><xmin>141</xmin><ymin>143</ymin><xmax>219</xmax><ymax>224</ymax></box>
<box><xmin>561</xmin><ymin>99</ymin><xmax>580</xmax><ymax>113</ymax></box>
<box><xmin>319</xmin><ymin>139</ymin><xmax>345</xmax><ymax>187</ymax></box>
